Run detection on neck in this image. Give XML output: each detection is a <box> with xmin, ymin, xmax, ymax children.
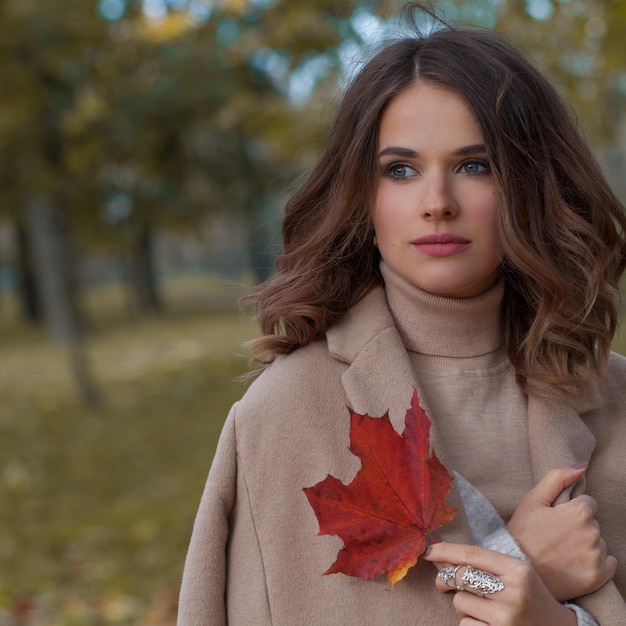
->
<box><xmin>380</xmin><ymin>261</ymin><xmax>504</xmax><ymax>358</ymax></box>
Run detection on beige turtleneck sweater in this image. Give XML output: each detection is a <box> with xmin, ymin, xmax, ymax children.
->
<box><xmin>381</xmin><ymin>261</ymin><xmax>535</xmax><ymax>522</ymax></box>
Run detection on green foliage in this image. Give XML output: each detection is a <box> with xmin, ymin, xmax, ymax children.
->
<box><xmin>0</xmin><ymin>1</ymin><xmax>292</xmax><ymax>256</ymax></box>
<box><xmin>491</xmin><ymin>0</ymin><xmax>626</xmax><ymax>140</ymax></box>
<box><xmin>1</xmin><ymin>0</ymin><xmax>624</xmax><ymax>255</ymax></box>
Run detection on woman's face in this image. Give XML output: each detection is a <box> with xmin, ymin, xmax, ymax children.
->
<box><xmin>373</xmin><ymin>82</ymin><xmax>502</xmax><ymax>298</ymax></box>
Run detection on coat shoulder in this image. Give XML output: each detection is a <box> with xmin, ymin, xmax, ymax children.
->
<box><xmin>234</xmin><ymin>338</ymin><xmax>348</xmax><ymax>432</ymax></box>
<box><xmin>607</xmin><ymin>350</ymin><xmax>626</xmax><ymax>379</ymax></box>
<box><xmin>602</xmin><ymin>351</ymin><xmax>626</xmax><ymax>404</ymax></box>
<box><xmin>585</xmin><ymin>351</ymin><xmax>626</xmax><ymax>427</ymax></box>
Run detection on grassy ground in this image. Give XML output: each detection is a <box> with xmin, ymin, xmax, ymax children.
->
<box><xmin>0</xmin><ymin>275</ymin><xmax>258</xmax><ymax>625</ymax></box>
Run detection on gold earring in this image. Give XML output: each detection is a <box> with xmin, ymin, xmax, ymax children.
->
<box><xmin>373</xmin><ymin>235</ymin><xmax>378</xmax><ymax>248</ymax></box>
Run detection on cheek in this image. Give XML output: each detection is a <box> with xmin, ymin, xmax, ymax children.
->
<box><xmin>486</xmin><ymin>211</ymin><xmax>503</xmax><ymax>262</ymax></box>
<box><xmin>372</xmin><ymin>190</ymin><xmax>386</xmax><ymax>225</ymax></box>
<box><xmin>372</xmin><ymin>194</ymin><xmax>405</xmax><ymax>240</ymax></box>
<box><xmin>479</xmin><ymin>197</ymin><xmax>500</xmax><ymax>242</ymax></box>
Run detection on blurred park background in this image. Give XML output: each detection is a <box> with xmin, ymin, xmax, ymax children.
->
<box><xmin>0</xmin><ymin>0</ymin><xmax>625</xmax><ymax>623</ymax></box>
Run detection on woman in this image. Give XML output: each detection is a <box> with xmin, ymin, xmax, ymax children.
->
<box><xmin>178</xmin><ymin>13</ymin><xmax>626</xmax><ymax>626</ymax></box>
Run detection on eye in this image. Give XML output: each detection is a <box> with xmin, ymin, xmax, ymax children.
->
<box><xmin>459</xmin><ymin>160</ymin><xmax>490</xmax><ymax>175</ymax></box>
<box><xmin>385</xmin><ymin>163</ymin><xmax>418</xmax><ymax>180</ymax></box>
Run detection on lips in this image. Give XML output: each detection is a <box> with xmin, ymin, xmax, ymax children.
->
<box><xmin>411</xmin><ymin>233</ymin><xmax>471</xmax><ymax>257</ymax></box>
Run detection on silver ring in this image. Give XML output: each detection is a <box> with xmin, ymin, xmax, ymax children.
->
<box><xmin>438</xmin><ymin>564</ymin><xmax>463</xmax><ymax>590</ymax></box>
<box><xmin>460</xmin><ymin>566</ymin><xmax>505</xmax><ymax>596</ymax></box>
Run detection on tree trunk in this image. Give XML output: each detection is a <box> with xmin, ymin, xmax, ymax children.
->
<box><xmin>248</xmin><ymin>197</ymin><xmax>280</xmax><ymax>283</ymax></box>
<box><xmin>128</xmin><ymin>219</ymin><xmax>162</xmax><ymax>314</ymax></box>
<box><xmin>24</xmin><ymin>196</ymin><xmax>101</xmax><ymax>408</ymax></box>
<box><xmin>15</xmin><ymin>217</ymin><xmax>42</xmax><ymax>323</ymax></box>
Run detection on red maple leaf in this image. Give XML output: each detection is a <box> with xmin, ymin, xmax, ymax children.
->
<box><xmin>303</xmin><ymin>389</ymin><xmax>456</xmax><ymax>586</ymax></box>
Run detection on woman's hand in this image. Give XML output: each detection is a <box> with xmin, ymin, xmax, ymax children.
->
<box><xmin>507</xmin><ymin>465</ymin><xmax>617</xmax><ymax>601</ymax></box>
<box><xmin>425</xmin><ymin>543</ymin><xmax>577</xmax><ymax>626</ymax></box>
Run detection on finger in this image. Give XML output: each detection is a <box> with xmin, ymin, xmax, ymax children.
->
<box><xmin>455</xmin><ymin>592</ymin><xmax>495</xmax><ymax>624</ymax></box>
<box><xmin>459</xmin><ymin>614</ymin><xmax>490</xmax><ymax>626</ymax></box>
<box><xmin>435</xmin><ymin>570</ymin><xmax>453</xmax><ymax>593</ymax></box>
<box><xmin>435</xmin><ymin>563</ymin><xmax>466</xmax><ymax>594</ymax></box>
<box><xmin>528</xmin><ymin>465</ymin><xmax>588</xmax><ymax>507</ymax></box>
<box><xmin>425</xmin><ymin>543</ymin><xmax>523</xmax><ymax>578</ymax></box>
<box><xmin>604</xmin><ymin>555</ymin><xmax>618</xmax><ymax>579</ymax></box>
<box><xmin>438</xmin><ymin>564</ymin><xmax>506</xmax><ymax>599</ymax></box>
<box><xmin>572</xmin><ymin>493</ymin><xmax>598</xmax><ymax>517</ymax></box>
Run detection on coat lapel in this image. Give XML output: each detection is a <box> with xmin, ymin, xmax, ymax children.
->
<box><xmin>326</xmin><ymin>286</ymin><xmax>473</xmax><ymax>545</ymax></box>
<box><xmin>528</xmin><ymin>394</ymin><xmax>626</xmax><ymax>621</ymax></box>
<box><xmin>527</xmin><ymin>394</ymin><xmax>596</xmax><ymax>501</ymax></box>
<box><xmin>327</xmin><ymin>286</ymin><xmax>438</xmax><ymax>432</ymax></box>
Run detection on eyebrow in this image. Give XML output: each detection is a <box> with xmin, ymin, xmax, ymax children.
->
<box><xmin>378</xmin><ymin>143</ymin><xmax>488</xmax><ymax>158</ymax></box>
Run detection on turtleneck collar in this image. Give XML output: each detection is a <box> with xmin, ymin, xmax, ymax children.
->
<box><xmin>380</xmin><ymin>261</ymin><xmax>504</xmax><ymax>358</ymax></box>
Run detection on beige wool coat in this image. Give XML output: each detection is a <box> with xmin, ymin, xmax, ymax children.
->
<box><xmin>178</xmin><ymin>286</ymin><xmax>626</xmax><ymax>625</ymax></box>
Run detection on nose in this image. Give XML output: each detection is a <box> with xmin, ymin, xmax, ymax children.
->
<box><xmin>421</xmin><ymin>174</ymin><xmax>458</xmax><ymax>221</ymax></box>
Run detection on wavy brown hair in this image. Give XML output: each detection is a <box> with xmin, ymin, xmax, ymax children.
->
<box><xmin>247</xmin><ymin>17</ymin><xmax>626</xmax><ymax>400</ymax></box>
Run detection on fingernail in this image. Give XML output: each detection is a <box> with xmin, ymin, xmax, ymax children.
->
<box><xmin>571</xmin><ymin>460</ymin><xmax>588</xmax><ymax>469</ymax></box>
<box><xmin>425</xmin><ymin>546</ymin><xmax>433</xmax><ymax>557</ymax></box>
